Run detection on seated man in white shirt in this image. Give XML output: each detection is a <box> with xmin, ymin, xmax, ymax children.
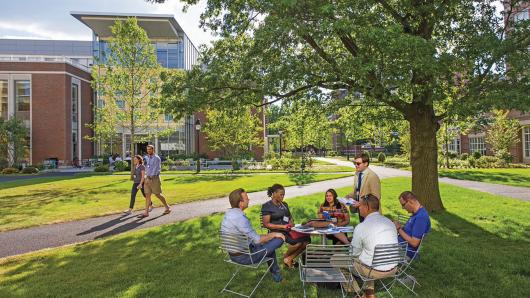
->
<box><xmin>350</xmin><ymin>194</ymin><xmax>398</xmax><ymax>298</ymax></box>
<box><xmin>220</xmin><ymin>188</ymin><xmax>286</xmax><ymax>282</ymax></box>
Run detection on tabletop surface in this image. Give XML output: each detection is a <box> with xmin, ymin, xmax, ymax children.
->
<box><xmin>292</xmin><ymin>225</ymin><xmax>354</xmax><ymax>235</ymax></box>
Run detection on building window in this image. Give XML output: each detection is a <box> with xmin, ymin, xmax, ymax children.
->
<box><xmin>115</xmin><ymin>99</ymin><xmax>125</xmax><ymax>109</ymax></box>
<box><xmin>14</xmin><ymin>80</ymin><xmax>31</xmax><ymax>163</ymax></box>
<box><xmin>15</xmin><ymin>81</ymin><xmax>30</xmax><ymax>113</ymax></box>
<box><xmin>514</xmin><ymin>10</ymin><xmax>529</xmax><ymax>22</ymax></box>
<box><xmin>524</xmin><ymin>126</ymin><xmax>530</xmax><ymax>159</ymax></box>
<box><xmin>469</xmin><ymin>136</ymin><xmax>486</xmax><ymax>155</ymax></box>
<box><xmin>72</xmin><ymin>83</ymin><xmax>79</xmax><ymax>160</ymax></box>
<box><xmin>164</xmin><ymin>114</ymin><xmax>173</xmax><ymax>122</ymax></box>
<box><xmin>0</xmin><ymin>80</ymin><xmax>7</xmax><ymax>119</ymax></box>
<box><xmin>448</xmin><ymin>137</ymin><xmax>461</xmax><ymax>154</ymax></box>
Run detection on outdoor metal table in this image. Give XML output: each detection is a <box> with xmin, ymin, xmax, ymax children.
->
<box><xmin>292</xmin><ymin>225</ymin><xmax>354</xmax><ymax>245</ymax></box>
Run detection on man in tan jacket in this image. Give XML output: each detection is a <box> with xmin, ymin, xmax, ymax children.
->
<box><xmin>346</xmin><ymin>152</ymin><xmax>381</xmax><ymax>222</ymax></box>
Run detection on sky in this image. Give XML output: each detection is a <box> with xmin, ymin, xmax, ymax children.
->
<box><xmin>0</xmin><ymin>0</ymin><xmax>215</xmax><ymax>47</ymax></box>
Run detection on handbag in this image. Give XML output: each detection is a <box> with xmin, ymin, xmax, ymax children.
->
<box><xmin>288</xmin><ymin>230</ymin><xmax>307</xmax><ymax>240</ymax></box>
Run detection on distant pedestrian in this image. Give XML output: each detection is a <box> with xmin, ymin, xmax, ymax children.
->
<box><xmin>138</xmin><ymin>145</ymin><xmax>171</xmax><ymax>218</ymax></box>
<box><xmin>108</xmin><ymin>154</ymin><xmax>115</xmax><ymax>171</ymax></box>
<box><xmin>123</xmin><ymin>155</ymin><xmax>152</xmax><ymax>215</ymax></box>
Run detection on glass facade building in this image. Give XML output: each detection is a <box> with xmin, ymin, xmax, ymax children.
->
<box><xmin>73</xmin><ymin>12</ymin><xmax>200</xmax><ymax>157</ymax></box>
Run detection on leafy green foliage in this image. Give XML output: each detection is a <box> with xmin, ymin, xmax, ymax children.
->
<box><xmin>1</xmin><ymin>167</ymin><xmax>18</xmax><ymax>175</ymax></box>
<box><xmin>486</xmin><ymin>110</ymin><xmax>521</xmax><ymax>164</ymax></box>
<box><xmin>0</xmin><ymin>117</ymin><xmax>29</xmax><ymax>166</ymax></box>
<box><xmin>94</xmin><ymin>165</ymin><xmax>110</xmax><ymax>173</ymax></box>
<box><xmin>158</xmin><ymin>0</ymin><xmax>530</xmax><ymax>211</ymax></box>
<box><xmin>113</xmin><ymin>161</ymin><xmax>130</xmax><ymax>172</ymax></box>
<box><xmin>202</xmin><ymin>108</ymin><xmax>263</xmax><ymax>166</ymax></box>
<box><xmin>21</xmin><ymin>167</ymin><xmax>39</xmax><ymax>174</ymax></box>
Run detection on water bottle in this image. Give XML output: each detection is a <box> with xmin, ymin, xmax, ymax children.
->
<box><xmin>323</xmin><ymin>211</ymin><xmax>331</xmax><ymax>221</ymax></box>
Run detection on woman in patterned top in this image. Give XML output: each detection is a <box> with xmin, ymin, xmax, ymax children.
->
<box><xmin>317</xmin><ymin>189</ymin><xmax>350</xmax><ymax>244</ymax></box>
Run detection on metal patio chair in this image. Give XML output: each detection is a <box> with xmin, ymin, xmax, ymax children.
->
<box><xmin>352</xmin><ymin>242</ymin><xmax>407</xmax><ymax>298</ymax></box>
<box><xmin>219</xmin><ymin>232</ymin><xmax>273</xmax><ymax>298</ymax></box>
<box><xmin>390</xmin><ymin>234</ymin><xmax>427</xmax><ymax>295</ymax></box>
<box><xmin>299</xmin><ymin>244</ymin><xmax>354</xmax><ymax>298</ymax></box>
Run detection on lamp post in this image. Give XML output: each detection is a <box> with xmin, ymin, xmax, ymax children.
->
<box><xmin>195</xmin><ymin>119</ymin><xmax>201</xmax><ymax>173</ymax></box>
<box><xmin>278</xmin><ymin>130</ymin><xmax>283</xmax><ymax>157</ymax></box>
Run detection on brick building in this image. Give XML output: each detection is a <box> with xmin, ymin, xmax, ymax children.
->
<box><xmin>0</xmin><ymin>56</ymin><xmax>93</xmax><ymax>166</ymax></box>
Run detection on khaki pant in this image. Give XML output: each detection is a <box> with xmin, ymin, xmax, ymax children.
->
<box><xmin>144</xmin><ymin>176</ymin><xmax>162</xmax><ymax>195</ymax></box>
<box><xmin>352</xmin><ymin>258</ymin><xmax>396</xmax><ymax>291</ymax></box>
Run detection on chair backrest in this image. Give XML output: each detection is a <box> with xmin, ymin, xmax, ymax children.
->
<box><xmin>219</xmin><ymin>233</ymin><xmax>252</xmax><ymax>255</ymax></box>
<box><xmin>305</xmin><ymin>244</ymin><xmax>352</xmax><ymax>268</ymax></box>
<box><xmin>371</xmin><ymin>242</ymin><xmax>407</xmax><ymax>268</ymax></box>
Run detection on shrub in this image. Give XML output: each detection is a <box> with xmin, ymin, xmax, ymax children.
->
<box><xmin>476</xmin><ymin>156</ymin><xmax>501</xmax><ymax>168</ymax></box>
<box><xmin>2</xmin><ymin>167</ymin><xmax>19</xmax><ymax>174</ymax></box>
<box><xmin>377</xmin><ymin>152</ymin><xmax>386</xmax><ymax>163</ymax></box>
<box><xmin>94</xmin><ymin>165</ymin><xmax>109</xmax><ymax>172</ymax></box>
<box><xmin>494</xmin><ymin>149</ymin><xmax>512</xmax><ymax>164</ymax></box>
<box><xmin>113</xmin><ymin>161</ymin><xmax>130</xmax><ymax>172</ymax></box>
<box><xmin>460</xmin><ymin>153</ymin><xmax>469</xmax><ymax>160</ymax></box>
<box><xmin>327</xmin><ymin>150</ymin><xmax>338</xmax><ymax>157</ymax></box>
<box><xmin>21</xmin><ymin>166</ymin><xmax>39</xmax><ymax>174</ymax></box>
<box><xmin>472</xmin><ymin>151</ymin><xmax>482</xmax><ymax>159</ymax></box>
<box><xmin>467</xmin><ymin>157</ymin><xmax>476</xmax><ymax>168</ymax></box>
<box><xmin>231</xmin><ymin>160</ymin><xmax>241</xmax><ymax>171</ymax></box>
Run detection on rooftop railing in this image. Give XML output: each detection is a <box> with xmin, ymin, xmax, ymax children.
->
<box><xmin>0</xmin><ymin>55</ymin><xmax>92</xmax><ymax>72</ymax></box>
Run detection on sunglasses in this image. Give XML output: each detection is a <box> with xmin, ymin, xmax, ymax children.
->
<box><xmin>354</xmin><ymin>162</ymin><xmax>364</xmax><ymax>166</ymax></box>
<box><xmin>400</xmin><ymin>200</ymin><xmax>409</xmax><ymax>208</ymax></box>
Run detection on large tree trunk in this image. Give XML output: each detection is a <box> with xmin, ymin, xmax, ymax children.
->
<box><xmin>407</xmin><ymin>104</ymin><xmax>445</xmax><ymax>212</ymax></box>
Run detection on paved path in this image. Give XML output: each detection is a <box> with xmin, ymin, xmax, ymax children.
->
<box><xmin>0</xmin><ymin>175</ymin><xmax>360</xmax><ymax>258</ymax></box>
<box><xmin>317</xmin><ymin>157</ymin><xmax>530</xmax><ymax>202</ymax></box>
<box><xmin>1</xmin><ymin>160</ymin><xmax>528</xmax><ymax>259</ymax></box>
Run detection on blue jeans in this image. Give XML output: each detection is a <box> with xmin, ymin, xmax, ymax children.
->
<box><xmin>231</xmin><ymin>238</ymin><xmax>284</xmax><ymax>274</ymax></box>
<box><xmin>130</xmin><ymin>183</ymin><xmax>145</xmax><ymax>209</ymax></box>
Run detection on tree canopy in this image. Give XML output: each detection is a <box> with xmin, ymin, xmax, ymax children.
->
<box><xmin>159</xmin><ymin>1</ymin><xmax>530</xmax><ymax>211</ymax></box>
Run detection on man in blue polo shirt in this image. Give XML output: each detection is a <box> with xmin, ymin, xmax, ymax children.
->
<box><xmin>394</xmin><ymin>191</ymin><xmax>431</xmax><ymax>259</ymax></box>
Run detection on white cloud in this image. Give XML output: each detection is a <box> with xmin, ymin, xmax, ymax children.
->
<box><xmin>0</xmin><ymin>21</ymin><xmax>90</xmax><ymax>40</ymax></box>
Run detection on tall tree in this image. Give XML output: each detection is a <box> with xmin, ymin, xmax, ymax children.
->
<box><xmin>88</xmin><ymin>18</ymin><xmax>163</xmax><ymax>178</ymax></box>
<box><xmin>202</xmin><ymin>108</ymin><xmax>263</xmax><ymax>169</ymax></box>
<box><xmin>159</xmin><ymin>1</ymin><xmax>530</xmax><ymax>211</ymax></box>
<box><xmin>486</xmin><ymin>109</ymin><xmax>521</xmax><ymax>163</ymax></box>
<box><xmin>0</xmin><ymin>118</ymin><xmax>28</xmax><ymax>167</ymax></box>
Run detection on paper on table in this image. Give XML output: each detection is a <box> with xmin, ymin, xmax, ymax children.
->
<box><xmin>338</xmin><ymin>197</ymin><xmax>355</xmax><ymax>205</ymax></box>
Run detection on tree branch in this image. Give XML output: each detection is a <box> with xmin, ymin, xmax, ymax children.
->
<box><xmin>375</xmin><ymin>0</ymin><xmax>411</xmax><ymax>33</ymax></box>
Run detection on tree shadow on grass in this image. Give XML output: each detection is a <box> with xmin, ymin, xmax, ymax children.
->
<box><xmin>1</xmin><ymin>204</ymin><xmax>529</xmax><ymax>297</ymax></box>
<box><xmin>163</xmin><ymin>175</ymin><xmax>240</xmax><ymax>184</ymax></box>
<box><xmin>439</xmin><ymin>171</ymin><xmax>530</xmax><ymax>187</ymax></box>
<box><xmin>288</xmin><ymin>172</ymin><xmax>317</xmax><ymax>185</ymax></box>
<box><xmin>0</xmin><ymin>173</ymin><xmax>109</xmax><ymax>190</ymax></box>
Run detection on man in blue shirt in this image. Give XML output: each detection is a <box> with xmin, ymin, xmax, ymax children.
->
<box><xmin>138</xmin><ymin>145</ymin><xmax>171</xmax><ymax>218</ymax></box>
<box><xmin>394</xmin><ymin>191</ymin><xmax>431</xmax><ymax>259</ymax></box>
<box><xmin>221</xmin><ymin>188</ymin><xmax>286</xmax><ymax>282</ymax></box>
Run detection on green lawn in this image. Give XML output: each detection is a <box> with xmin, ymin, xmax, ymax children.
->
<box><xmin>439</xmin><ymin>168</ymin><xmax>530</xmax><ymax>188</ymax></box>
<box><xmin>0</xmin><ymin>173</ymin><xmax>351</xmax><ymax>232</ymax></box>
<box><xmin>0</xmin><ymin>177</ymin><xmax>528</xmax><ymax>297</ymax></box>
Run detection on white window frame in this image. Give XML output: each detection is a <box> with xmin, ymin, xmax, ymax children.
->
<box><xmin>469</xmin><ymin>136</ymin><xmax>486</xmax><ymax>155</ymax></box>
<box><xmin>523</xmin><ymin>126</ymin><xmax>530</xmax><ymax>159</ymax></box>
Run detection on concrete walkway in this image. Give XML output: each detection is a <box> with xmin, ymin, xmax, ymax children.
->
<box><xmin>1</xmin><ymin>160</ymin><xmax>528</xmax><ymax>259</ymax></box>
<box><xmin>317</xmin><ymin>157</ymin><xmax>530</xmax><ymax>202</ymax></box>
<box><xmin>0</xmin><ymin>175</ymin><xmax>359</xmax><ymax>259</ymax></box>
